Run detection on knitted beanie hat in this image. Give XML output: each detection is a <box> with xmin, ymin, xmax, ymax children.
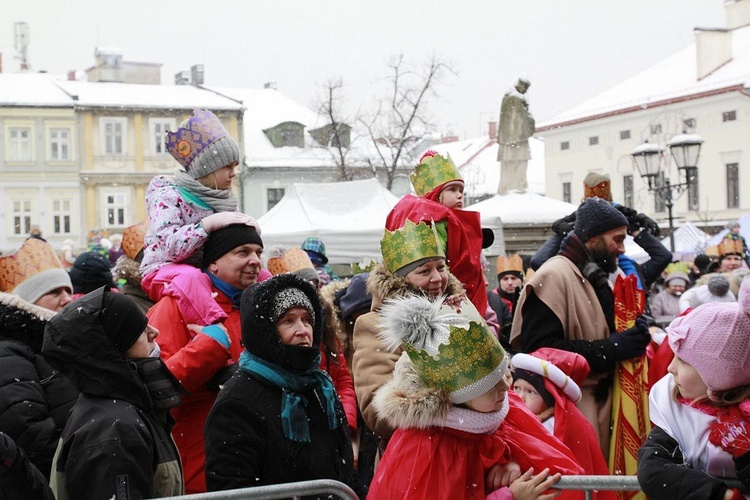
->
<box><xmin>202</xmin><ymin>223</ymin><xmax>263</xmax><ymax>268</ymax></box>
<box><xmin>664</xmin><ymin>272</ymin><xmax>689</xmax><ymax>287</ymax></box>
<box><xmin>68</xmin><ymin>251</ymin><xmax>115</xmax><ymax>294</ymax></box>
<box><xmin>378</xmin><ymin>294</ymin><xmax>508</xmax><ymax>404</ymax></box>
<box><xmin>574</xmin><ymin>197</ymin><xmax>628</xmax><ymax>242</ymax></box>
<box><xmin>272</xmin><ymin>287</ymin><xmax>316</xmax><ymax>327</ymax></box>
<box><xmin>166</xmin><ymin>109</ymin><xmax>240</xmax><ymax>180</ymax></box>
<box><xmin>667</xmin><ymin>275</ymin><xmax>750</xmax><ymax>394</ymax></box>
<box><xmin>101</xmin><ymin>288</ymin><xmax>149</xmax><ymax>354</ymax></box>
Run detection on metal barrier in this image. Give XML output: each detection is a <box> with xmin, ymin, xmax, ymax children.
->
<box><xmin>159</xmin><ymin>479</ymin><xmax>358</xmax><ymax>500</ymax></box>
<box><xmin>556</xmin><ymin>475</ymin><xmax>747</xmax><ymax>500</ymax></box>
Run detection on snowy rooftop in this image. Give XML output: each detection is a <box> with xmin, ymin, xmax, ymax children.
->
<box><xmin>0</xmin><ymin>73</ymin><xmax>74</xmax><ymax>107</ymax></box>
<box><xmin>540</xmin><ymin>24</ymin><xmax>750</xmax><ymax>128</ymax></box>
<box><xmin>419</xmin><ymin>136</ymin><xmax>546</xmax><ymax>197</ymax></box>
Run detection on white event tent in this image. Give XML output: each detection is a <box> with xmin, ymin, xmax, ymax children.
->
<box><xmin>257</xmin><ymin>178</ymin><xmax>401</xmax><ymax>264</ymax></box>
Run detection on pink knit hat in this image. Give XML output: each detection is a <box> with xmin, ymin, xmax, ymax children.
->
<box><xmin>667</xmin><ymin>275</ymin><xmax>750</xmax><ymax>394</ymax></box>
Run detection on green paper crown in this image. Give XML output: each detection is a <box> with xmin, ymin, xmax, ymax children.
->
<box><xmin>410</xmin><ymin>153</ymin><xmax>463</xmax><ymax>197</ymax></box>
<box><xmin>380</xmin><ymin>220</ymin><xmax>445</xmax><ymax>273</ymax></box>
<box><xmin>404</xmin><ymin>319</ymin><xmax>506</xmax><ymax>397</ymax></box>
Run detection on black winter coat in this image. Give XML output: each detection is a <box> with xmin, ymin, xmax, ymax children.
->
<box><xmin>205</xmin><ymin>370</ymin><xmax>360</xmax><ymax>496</ymax></box>
<box><xmin>638</xmin><ymin>425</ymin><xmax>750</xmax><ymax>499</ymax></box>
<box><xmin>0</xmin><ymin>292</ymin><xmax>77</xmax><ymax>479</ymax></box>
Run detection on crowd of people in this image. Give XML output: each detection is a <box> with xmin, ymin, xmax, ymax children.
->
<box><xmin>1</xmin><ymin>109</ymin><xmax>749</xmax><ymax>499</ymax></box>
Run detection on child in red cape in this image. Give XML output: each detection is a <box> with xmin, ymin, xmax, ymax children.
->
<box><xmin>386</xmin><ymin>150</ymin><xmax>490</xmax><ymax>317</ymax></box>
<box><xmin>368</xmin><ymin>294</ymin><xmax>583</xmax><ymax>500</ymax></box>
<box><xmin>512</xmin><ymin>349</ymin><xmax>615</xmax><ymax>500</ymax></box>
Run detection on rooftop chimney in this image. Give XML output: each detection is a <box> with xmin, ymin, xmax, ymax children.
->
<box><xmin>191</xmin><ymin>64</ymin><xmax>204</xmax><ymax>86</ymax></box>
<box><xmin>726</xmin><ymin>0</ymin><xmax>750</xmax><ymax>29</ymax></box>
<box><xmin>264</xmin><ymin>81</ymin><xmax>278</xmax><ymax>90</ymax></box>
<box><xmin>694</xmin><ymin>28</ymin><xmax>732</xmax><ymax>80</ymax></box>
<box><xmin>175</xmin><ymin>70</ymin><xmax>190</xmax><ymax>85</ymax></box>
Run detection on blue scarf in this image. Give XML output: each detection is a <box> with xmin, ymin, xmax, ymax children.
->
<box><xmin>206</xmin><ymin>272</ymin><xmax>243</xmax><ymax>309</ymax></box>
<box><xmin>617</xmin><ymin>255</ymin><xmax>643</xmax><ymax>290</ymax></box>
<box><xmin>238</xmin><ymin>350</ymin><xmax>339</xmax><ymax>443</ymax></box>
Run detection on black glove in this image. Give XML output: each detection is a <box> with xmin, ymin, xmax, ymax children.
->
<box><xmin>609</xmin><ymin>315</ymin><xmax>651</xmax><ymax>361</ymax></box>
<box><xmin>552</xmin><ymin>217</ymin><xmax>574</xmax><ymax>238</ymax></box>
<box><xmin>635</xmin><ymin>213</ymin><xmax>661</xmax><ymax>237</ymax></box>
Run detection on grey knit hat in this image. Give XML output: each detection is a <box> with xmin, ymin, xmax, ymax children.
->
<box><xmin>166</xmin><ymin>110</ymin><xmax>240</xmax><ymax>180</ymax></box>
<box><xmin>14</xmin><ymin>268</ymin><xmax>72</xmax><ymax>305</ymax></box>
<box><xmin>188</xmin><ymin>135</ymin><xmax>240</xmax><ymax>180</ymax></box>
<box><xmin>273</xmin><ymin>288</ymin><xmax>316</xmax><ymax>327</ymax></box>
<box><xmin>574</xmin><ymin>197</ymin><xmax>629</xmax><ymax>242</ymax></box>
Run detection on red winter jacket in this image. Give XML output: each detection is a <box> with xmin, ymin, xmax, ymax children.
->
<box><xmin>147</xmin><ymin>289</ymin><xmax>243</xmax><ymax>494</ymax></box>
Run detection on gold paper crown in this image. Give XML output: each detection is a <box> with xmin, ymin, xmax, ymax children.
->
<box><xmin>496</xmin><ymin>254</ymin><xmax>524</xmax><ymax>276</ymax></box>
<box><xmin>380</xmin><ymin>219</ymin><xmax>445</xmax><ymax>273</ymax></box>
<box><xmin>405</xmin><ymin>318</ymin><xmax>506</xmax><ymax>397</ymax></box>
<box><xmin>122</xmin><ymin>220</ymin><xmax>148</xmax><ymax>261</ymax></box>
<box><xmin>582</xmin><ymin>172</ymin><xmax>612</xmax><ymax>201</ymax></box>
<box><xmin>410</xmin><ymin>152</ymin><xmax>463</xmax><ymax>197</ymax></box>
<box><xmin>716</xmin><ymin>238</ymin><xmax>745</xmax><ymax>258</ymax></box>
<box><xmin>267</xmin><ymin>247</ymin><xmax>315</xmax><ymax>275</ymax></box>
<box><xmin>0</xmin><ymin>239</ymin><xmax>65</xmax><ymax>292</ymax></box>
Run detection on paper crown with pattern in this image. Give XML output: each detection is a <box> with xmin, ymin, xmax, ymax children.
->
<box><xmin>410</xmin><ymin>150</ymin><xmax>463</xmax><ymax>197</ymax></box>
<box><xmin>0</xmin><ymin>238</ymin><xmax>68</xmax><ymax>293</ymax></box>
<box><xmin>496</xmin><ymin>254</ymin><xmax>524</xmax><ymax>277</ymax></box>
<box><xmin>166</xmin><ymin>109</ymin><xmax>231</xmax><ymax>169</ymax></box>
<box><xmin>378</xmin><ymin>294</ymin><xmax>508</xmax><ymax>404</ymax></box>
<box><xmin>267</xmin><ymin>246</ymin><xmax>316</xmax><ymax>276</ymax></box>
<box><xmin>380</xmin><ymin>219</ymin><xmax>445</xmax><ymax>273</ymax></box>
<box><xmin>122</xmin><ymin>220</ymin><xmax>148</xmax><ymax>261</ymax></box>
<box><xmin>582</xmin><ymin>172</ymin><xmax>612</xmax><ymax>201</ymax></box>
<box><xmin>716</xmin><ymin>237</ymin><xmax>745</xmax><ymax>259</ymax></box>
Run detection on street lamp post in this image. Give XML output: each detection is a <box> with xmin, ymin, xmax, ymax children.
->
<box><xmin>630</xmin><ymin>133</ymin><xmax>703</xmax><ymax>252</ymax></box>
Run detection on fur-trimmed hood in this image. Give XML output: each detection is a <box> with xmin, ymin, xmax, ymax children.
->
<box><xmin>367</xmin><ymin>263</ymin><xmax>464</xmax><ymax>310</ymax></box>
<box><xmin>319</xmin><ymin>279</ymin><xmax>350</xmax><ymax>350</ymax></box>
<box><xmin>113</xmin><ymin>254</ymin><xmax>142</xmax><ymax>286</ymax></box>
<box><xmin>373</xmin><ymin>352</ymin><xmax>452</xmax><ymax>430</ymax></box>
<box><xmin>0</xmin><ymin>292</ymin><xmax>57</xmax><ymax>352</ymax></box>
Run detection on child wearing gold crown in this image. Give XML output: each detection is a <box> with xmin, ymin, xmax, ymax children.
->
<box><xmin>385</xmin><ymin>150</ymin><xmax>493</xmax><ymax>324</ymax></box>
<box><xmin>367</xmin><ymin>294</ymin><xmax>584</xmax><ymax>499</ymax></box>
<box><xmin>140</xmin><ymin>109</ymin><xmax>259</xmax><ymax>326</ymax></box>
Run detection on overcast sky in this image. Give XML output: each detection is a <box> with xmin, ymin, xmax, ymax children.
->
<box><xmin>0</xmin><ymin>1</ymin><xmax>725</xmax><ymax>138</ymax></box>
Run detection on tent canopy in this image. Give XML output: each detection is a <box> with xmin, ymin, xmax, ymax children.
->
<box><xmin>625</xmin><ymin>221</ymin><xmax>710</xmax><ymax>263</ymax></box>
<box><xmin>257</xmin><ymin>178</ymin><xmax>400</xmax><ymax>264</ymax></box>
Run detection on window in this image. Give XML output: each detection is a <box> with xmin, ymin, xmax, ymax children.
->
<box><xmin>9</xmin><ymin>127</ymin><xmax>31</xmax><ymax>161</ymax></box>
<box><xmin>267</xmin><ymin>188</ymin><xmax>285</xmax><ymax>211</ymax></box>
<box><xmin>150</xmin><ymin>118</ymin><xmax>175</xmax><ymax>155</ymax></box>
<box><xmin>101</xmin><ymin>118</ymin><xmax>126</xmax><ymax>155</ymax></box>
<box><xmin>723</xmin><ymin>111</ymin><xmax>737</xmax><ymax>122</ymax></box>
<box><xmin>620</xmin><ymin>130</ymin><xmax>631</xmax><ymax>140</ymax></box>
<box><xmin>105</xmin><ymin>192</ymin><xmax>127</xmax><ymax>227</ymax></box>
<box><xmin>727</xmin><ymin>163</ymin><xmax>739</xmax><ymax>209</ymax></box>
<box><xmin>650</xmin><ymin>124</ymin><xmax>662</xmax><ymax>135</ymax></box>
<box><xmin>654</xmin><ymin>172</ymin><xmax>666</xmax><ymax>213</ymax></box>
<box><xmin>49</xmin><ymin>128</ymin><xmax>71</xmax><ymax>161</ymax></box>
<box><xmin>12</xmin><ymin>199</ymin><xmax>32</xmax><ymax>236</ymax></box>
<box><xmin>562</xmin><ymin>182</ymin><xmax>571</xmax><ymax>204</ymax></box>
<box><xmin>683</xmin><ymin>118</ymin><xmax>696</xmax><ymax>129</ymax></box>
<box><xmin>52</xmin><ymin>198</ymin><xmax>72</xmax><ymax>234</ymax></box>
<box><xmin>589</xmin><ymin>136</ymin><xmax>599</xmax><ymax>146</ymax></box>
<box><xmin>263</xmin><ymin>122</ymin><xmax>305</xmax><ymax>148</ymax></box>
<box><xmin>560</xmin><ymin>141</ymin><xmax>570</xmax><ymax>151</ymax></box>
<box><xmin>687</xmin><ymin>169</ymin><xmax>699</xmax><ymax>211</ymax></box>
<box><xmin>623</xmin><ymin>175</ymin><xmax>633</xmax><ymax>208</ymax></box>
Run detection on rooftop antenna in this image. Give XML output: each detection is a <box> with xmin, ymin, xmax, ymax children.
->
<box><xmin>14</xmin><ymin>22</ymin><xmax>30</xmax><ymax>72</ymax></box>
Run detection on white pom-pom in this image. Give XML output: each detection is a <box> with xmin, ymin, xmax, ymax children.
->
<box><xmin>377</xmin><ymin>295</ymin><xmax>467</xmax><ymax>355</ymax></box>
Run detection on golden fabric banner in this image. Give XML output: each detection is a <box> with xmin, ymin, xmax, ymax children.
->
<box><xmin>609</xmin><ymin>274</ymin><xmax>650</xmax><ymax>500</ymax></box>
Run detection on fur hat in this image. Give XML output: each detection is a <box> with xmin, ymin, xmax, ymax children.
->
<box><xmin>166</xmin><ymin>109</ymin><xmax>240</xmax><ymax>180</ymax></box>
<box><xmin>338</xmin><ymin>272</ymin><xmax>372</xmax><ymax>319</ymax></box>
<box><xmin>202</xmin><ymin>223</ymin><xmax>263</xmax><ymax>268</ymax></box>
<box><xmin>667</xmin><ymin>275</ymin><xmax>750</xmax><ymax>395</ymax></box>
<box><xmin>582</xmin><ymin>172</ymin><xmax>612</xmax><ymax>201</ymax></box>
<box><xmin>240</xmin><ymin>273</ymin><xmax>323</xmax><ymax>373</ymax></box>
<box><xmin>266</xmin><ymin>246</ymin><xmax>318</xmax><ymax>283</ymax></box>
<box><xmin>378</xmin><ymin>294</ymin><xmax>508</xmax><ymax>404</ymax></box>
<box><xmin>0</xmin><ymin>239</ymin><xmax>72</xmax><ymax>305</ymax></box>
<box><xmin>69</xmin><ymin>251</ymin><xmax>115</xmax><ymax>295</ymax></box>
<box><xmin>574</xmin><ymin>197</ymin><xmax>628</xmax><ymax>242</ymax></box>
